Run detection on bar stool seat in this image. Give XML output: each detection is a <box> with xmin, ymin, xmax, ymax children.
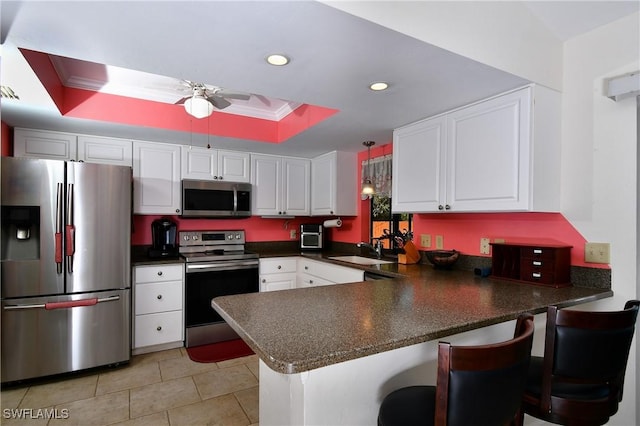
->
<box><xmin>517</xmin><ymin>300</ymin><xmax>640</xmax><ymax>426</ymax></box>
<box><xmin>378</xmin><ymin>313</ymin><xmax>535</xmax><ymax>426</ymax></box>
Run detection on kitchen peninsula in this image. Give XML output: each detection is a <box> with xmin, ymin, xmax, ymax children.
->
<box><xmin>212</xmin><ymin>265</ymin><xmax>611</xmax><ymax>425</ymax></box>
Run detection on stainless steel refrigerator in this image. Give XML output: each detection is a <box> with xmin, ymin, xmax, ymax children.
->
<box><xmin>1</xmin><ymin>156</ymin><xmax>131</xmax><ymax>383</ymax></box>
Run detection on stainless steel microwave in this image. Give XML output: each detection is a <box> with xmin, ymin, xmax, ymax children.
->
<box><xmin>181</xmin><ymin>179</ymin><xmax>252</xmax><ymax>218</ymax></box>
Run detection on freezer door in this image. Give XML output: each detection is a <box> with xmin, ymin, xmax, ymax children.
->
<box><xmin>65</xmin><ymin>162</ymin><xmax>131</xmax><ymax>293</ymax></box>
<box><xmin>1</xmin><ymin>157</ymin><xmax>65</xmax><ymax>298</ymax></box>
<box><xmin>1</xmin><ymin>289</ymin><xmax>131</xmax><ymax>383</ymax></box>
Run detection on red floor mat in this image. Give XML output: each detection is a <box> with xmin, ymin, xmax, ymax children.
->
<box><xmin>186</xmin><ymin>338</ymin><xmax>254</xmax><ymax>363</ymax></box>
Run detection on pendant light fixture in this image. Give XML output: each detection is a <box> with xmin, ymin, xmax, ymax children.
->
<box><xmin>362</xmin><ymin>141</ymin><xmax>375</xmax><ymax>196</ymax></box>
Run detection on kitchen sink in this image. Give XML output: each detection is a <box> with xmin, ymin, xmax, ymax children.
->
<box><xmin>328</xmin><ymin>255</ymin><xmax>395</xmax><ymax>265</ymax></box>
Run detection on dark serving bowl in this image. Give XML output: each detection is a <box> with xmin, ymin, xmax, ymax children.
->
<box><xmin>425</xmin><ymin>249</ymin><xmax>460</xmax><ymax>269</ymax></box>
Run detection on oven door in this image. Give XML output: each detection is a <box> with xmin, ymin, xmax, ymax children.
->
<box><xmin>184</xmin><ymin>259</ymin><xmax>258</xmax><ymax>347</ymax></box>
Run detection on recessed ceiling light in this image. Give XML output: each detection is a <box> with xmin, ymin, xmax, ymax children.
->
<box><xmin>266</xmin><ymin>54</ymin><xmax>290</xmax><ymax>66</ymax></box>
<box><xmin>369</xmin><ymin>82</ymin><xmax>389</xmax><ymax>91</ymax></box>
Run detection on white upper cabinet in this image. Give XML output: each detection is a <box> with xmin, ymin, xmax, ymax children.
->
<box><xmin>392</xmin><ymin>116</ymin><xmax>447</xmax><ymax>213</ymax></box>
<box><xmin>181</xmin><ymin>146</ymin><xmax>250</xmax><ymax>182</ymax></box>
<box><xmin>14</xmin><ymin>128</ymin><xmax>77</xmax><ymax>161</ymax></box>
<box><xmin>14</xmin><ymin>128</ymin><xmax>133</xmax><ymax>166</ymax></box>
<box><xmin>133</xmin><ymin>141</ymin><xmax>181</xmax><ymax>215</ymax></box>
<box><xmin>392</xmin><ymin>85</ymin><xmax>560</xmax><ymax>213</ymax></box>
<box><xmin>77</xmin><ymin>135</ymin><xmax>133</xmax><ymax>166</ymax></box>
<box><xmin>311</xmin><ymin>151</ymin><xmax>357</xmax><ymax>216</ymax></box>
<box><xmin>251</xmin><ymin>154</ymin><xmax>310</xmax><ymax>216</ymax></box>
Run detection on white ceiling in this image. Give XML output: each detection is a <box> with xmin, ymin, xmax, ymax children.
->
<box><xmin>1</xmin><ymin>1</ymin><xmax>637</xmax><ymax>158</ymax></box>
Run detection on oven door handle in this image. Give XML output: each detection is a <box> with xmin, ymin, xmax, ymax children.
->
<box><xmin>185</xmin><ymin>260</ymin><xmax>259</xmax><ymax>273</ymax></box>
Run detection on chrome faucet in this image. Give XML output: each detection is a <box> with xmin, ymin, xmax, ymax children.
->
<box><xmin>357</xmin><ymin>239</ymin><xmax>383</xmax><ymax>259</ymax></box>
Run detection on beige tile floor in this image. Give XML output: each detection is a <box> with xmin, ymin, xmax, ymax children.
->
<box><xmin>0</xmin><ymin>347</ymin><xmax>259</xmax><ymax>426</ymax></box>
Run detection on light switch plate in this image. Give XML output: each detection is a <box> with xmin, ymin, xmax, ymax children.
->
<box><xmin>290</xmin><ymin>229</ymin><xmax>297</xmax><ymax>240</ymax></box>
<box><xmin>480</xmin><ymin>237</ymin><xmax>491</xmax><ymax>255</ymax></box>
<box><xmin>585</xmin><ymin>242</ymin><xmax>610</xmax><ymax>263</ymax></box>
<box><xmin>435</xmin><ymin>235</ymin><xmax>444</xmax><ymax>250</ymax></box>
<box><xmin>420</xmin><ymin>234</ymin><xmax>431</xmax><ymax>247</ymax></box>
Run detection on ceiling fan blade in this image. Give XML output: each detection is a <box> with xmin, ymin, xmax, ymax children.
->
<box><xmin>217</xmin><ymin>90</ymin><xmax>251</xmax><ymax>101</ymax></box>
<box><xmin>208</xmin><ymin>95</ymin><xmax>231</xmax><ymax>110</ymax></box>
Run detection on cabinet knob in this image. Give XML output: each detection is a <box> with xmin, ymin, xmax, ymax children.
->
<box><xmin>157</xmin><ymin>271</ymin><xmax>163</xmax><ymax>276</ymax></box>
<box><xmin>438</xmin><ymin>205</ymin><xmax>444</xmax><ymax>210</ymax></box>
<box><xmin>305</xmin><ymin>266</ymin><xmax>309</xmax><ymax>270</ymax></box>
<box><xmin>213</xmin><ymin>176</ymin><xmax>218</xmax><ymax>180</ymax></box>
<box><xmin>277</xmin><ymin>265</ymin><xmax>282</xmax><ymax>269</ymax></box>
<box><xmin>330</xmin><ymin>211</ymin><xmax>334</xmax><ymax>214</ymax></box>
<box><xmin>156</xmin><ymin>326</ymin><xmax>162</xmax><ymax>331</ymax></box>
<box><xmin>309</xmin><ymin>279</ymin><xmax>313</xmax><ymax>284</ymax></box>
<box><xmin>445</xmin><ymin>204</ymin><xmax>451</xmax><ymax>210</ymax></box>
<box><xmin>262</xmin><ymin>279</ymin><xmax>266</xmax><ymax>283</ymax></box>
<box><xmin>157</xmin><ymin>294</ymin><xmax>162</xmax><ymax>300</ymax></box>
<box><xmin>175</xmin><ymin>209</ymin><xmax>180</xmax><ymax>213</ymax></box>
<box><xmin>218</xmin><ymin>176</ymin><xmax>223</xmax><ymax>180</ymax></box>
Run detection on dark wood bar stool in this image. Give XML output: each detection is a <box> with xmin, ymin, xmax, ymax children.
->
<box><xmin>517</xmin><ymin>300</ymin><xmax>640</xmax><ymax>426</ymax></box>
<box><xmin>377</xmin><ymin>313</ymin><xmax>535</xmax><ymax>426</ymax></box>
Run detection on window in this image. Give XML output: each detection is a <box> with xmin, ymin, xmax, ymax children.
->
<box><xmin>371</xmin><ymin>194</ymin><xmax>412</xmax><ymax>252</ymax></box>
<box><xmin>362</xmin><ymin>153</ymin><xmax>411</xmax><ymax>253</ymax></box>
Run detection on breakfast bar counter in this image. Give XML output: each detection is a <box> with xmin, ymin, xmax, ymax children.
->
<box><xmin>212</xmin><ymin>268</ymin><xmax>611</xmax><ymax>425</ymax></box>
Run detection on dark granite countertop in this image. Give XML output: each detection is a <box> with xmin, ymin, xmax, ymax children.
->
<box><xmin>212</xmin><ymin>266</ymin><xmax>612</xmax><ymax>374</ymax></box>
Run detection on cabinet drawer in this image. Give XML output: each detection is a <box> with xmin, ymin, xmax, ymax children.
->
<box><xmin>260</xmin><ymin>257</ymin><xmax>297</xmax><ymax>274</ymax></box>
<box><xmin>519</xmin><ymin>264</ymin><xmax>557</xmax><ymax>285</ymax></box>
<box><xmin>520</xmin><ymin>247</ymin><xmax>557</xmax><ymax>260</ymax></box>
<box><xmin>134</xmin><ymin>310</ymin><xmax>183</xmax><ymax>348</ymax></box>
<box><xmin>298</xmin><ymin>259</ymin><xmax>364</xmax><ymax>284</ymax></box>
<box><xmin>135</xmin><ymin>281</ymin><xmax>183</xmax><ymax>314</ymax></box>
<box><xmin>135</xmin><ymin>264</ymin><xmax>183</xmax><ymax>283</ymax></box>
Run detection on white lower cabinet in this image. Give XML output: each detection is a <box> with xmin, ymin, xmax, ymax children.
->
<box><xmin>260</xmin><ymin>258</ymin><xmax>297</xmax><ymax>292</ymax></box>
<box><xmin>133</xmin><ymin>263</ymin><xmax>184</xmax><ymax>354</ymax></box>
<box><xmin>297</xmin><ymin>258</ymin><xmax>364</xmax><ymax>287</ymax></box>
<box><xmin>260</xmin><ymin>257</ymin><xmax>366</xmax><ymax>290</ymax></box>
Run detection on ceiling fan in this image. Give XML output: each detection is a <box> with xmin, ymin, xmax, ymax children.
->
<box><xmin>175</xmin><ymin>81</ymin><xmax>251</xmax><ymax>119</ymax></box>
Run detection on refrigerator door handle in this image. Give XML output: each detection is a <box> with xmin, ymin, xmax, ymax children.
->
<box><xmin>55</xmin><ymin>183</ymin><xmax>64</xmax><ymax>274</ymax></box>
<box><xmin>3</xmin><ymin>295</ymin><xmax>121</xmax><ymax>311</ymax></box>
<box><xmin>66</xmin><ymin>183</ymin><xmax>76</xmax><ymax>273</ymax></box>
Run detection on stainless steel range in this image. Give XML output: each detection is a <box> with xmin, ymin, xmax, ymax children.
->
<box><xmin>180</xmin><ymin>230</ymin><xmax>258</xmax><ymax>347</ymax></box>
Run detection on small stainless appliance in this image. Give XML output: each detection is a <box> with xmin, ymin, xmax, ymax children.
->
<box><xmin>1</xmin><ymin>157</ymin><xmax>131</xmax><ymax>383</ymax></box>
<box><xmin>181</xmin><ymin>179</ymin><xmax>251</xmax><ymax>218</ymax></box>
<box><xmin>148</xmin><ymin>218</ymin><xmax>178</xmax><ymax>258</ymax></box>
<box><xmin>300</xmin><ymin>224</ymin><xmax>323</xmax><ymax>250</ymax></box>
<box><xmin>179</xmin><ymin>230</ymin><xmax>258</xmax><ymax>347</ymax></box>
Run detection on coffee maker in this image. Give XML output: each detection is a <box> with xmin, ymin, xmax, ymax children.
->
<box><xmin>148</xmin><ymin>218</ymin><xmax>178</xmax><ymax>258</ymax></box>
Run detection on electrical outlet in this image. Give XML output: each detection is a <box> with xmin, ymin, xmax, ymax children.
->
<box><xmin>480</xmin><ymin>237</ymin><xmax>491</xmax><ymax>255</ymax></box>
<box><xmin>420</xmin><ymin>234</ymin><xmax>431</xmax><ymax>248</ymax></box>
<box><xmin>290</xmin><ymin>229</ymin><xmax>297</xmax><ymax>240</ymax></box>
<box><xmin>585</xmin><ymin>242</ymin><xmax>610</xmax><ymax>263</ymax></box>
<box><xmin>435</xmin><ymin>235</ymin><xmax>444</xmax><ymax>249</ymax></box>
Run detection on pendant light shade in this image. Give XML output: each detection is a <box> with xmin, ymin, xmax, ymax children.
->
<box><xmin>362</xmin><ymin>141</ymin><xmax>375</xmax><ymax>196</ymax></box>
<box><xmin>184</xmin><ymin>95</ymin><xmax>214</xmax><ymax>119</ymax></box>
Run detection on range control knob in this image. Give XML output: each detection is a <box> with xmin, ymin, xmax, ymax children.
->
<box><xmin>235</xmin><ymin>233</ymin><xmax>241</xmax><ymax>239</ymax></box>
<box><xmin>192</xmin><ymin>235</ymin><xmax>199</xmax><ymax>240</ymax></box>
<box><xmin>227</xmin><ymin>234</ymin><xmax>233</xmax><ymax>240</ymax></box>
<box><xmin>183</xmin><ymin>235</ymin><xmax>190</xmax><ymax>241</ymax></box>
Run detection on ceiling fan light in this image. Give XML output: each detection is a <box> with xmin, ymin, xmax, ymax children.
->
<box><xmin>266</xmin><ymin>54</ymin><xmax>289</xmax><ymax>66</ymax></box>
<box><xmin>184</xmin><ymin>95</ymin><xmax>214</xmax><ymax>118</ymax></box>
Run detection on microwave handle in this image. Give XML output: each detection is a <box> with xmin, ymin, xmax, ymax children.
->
<box><xmin>233</xmin><ymin>186</ymin><xmax>238</xmax><ymax>212</ymax></box>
